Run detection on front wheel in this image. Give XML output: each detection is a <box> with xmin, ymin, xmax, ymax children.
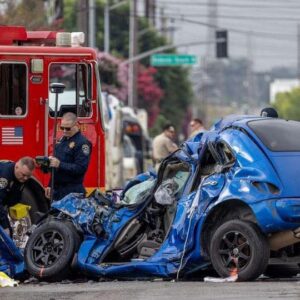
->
<box><xmin>24</xmin><ymin>220</ymin><xmax>80</xmax><ymax>282</ymax></box>
<box><xmin>210</xmin><ymin>220</ymin><xmax>269</xmax><ymax>281</ymax></box>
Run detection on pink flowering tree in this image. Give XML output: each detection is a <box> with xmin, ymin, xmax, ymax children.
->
<box><xmin>137</xmin><ymin>67</ymin><xmax>164</xmax><ymax>127</ymax></box>
<box><xmin>97</xmin><ymin>52</ymin><xmax>164</xmax><ymax>127</ymax></box>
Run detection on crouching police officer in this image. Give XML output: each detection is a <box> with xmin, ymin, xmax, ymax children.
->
<box><xmin>45</xmin><ymin>112</ymin><xmax>92</xmax><ymax>201</ymax></box>
<box><xmin>0</xmin><ymin>157</ymin><xmax>35</xmax><ymax>235</ymax></box>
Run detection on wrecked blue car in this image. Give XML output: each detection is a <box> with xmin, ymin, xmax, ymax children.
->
<box><xmin>0</xmin><ymin>226</ymin><xmax>24</xmax><ymax>279</ymax></box>
<box><xmin>22</xmin><ymin>115</ymin><xmax>300</xmax><ymax>281</ymax></box>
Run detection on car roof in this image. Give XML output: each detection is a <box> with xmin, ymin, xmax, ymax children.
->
<box><xmin>212</xmin><ymin>115</ymin><xmax>262</xmax><ymax>132</ymax></box>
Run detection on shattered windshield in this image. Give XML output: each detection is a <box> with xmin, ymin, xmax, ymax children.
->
<box><xmin>121</xmin><ymin>179</ymin><xmax>156</xmax><ymax>206</ymax></box>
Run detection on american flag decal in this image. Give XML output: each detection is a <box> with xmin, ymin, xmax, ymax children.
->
<box><xmin>2</xmin><ymin>127</ymin><xmax>23</xmax><ymax>145</ymax></box>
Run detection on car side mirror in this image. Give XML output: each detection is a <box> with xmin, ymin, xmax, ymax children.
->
<box><xmin>82</xmin><ymin>98</ymin><xmax>92</xmax><ymax>112</ymax></box>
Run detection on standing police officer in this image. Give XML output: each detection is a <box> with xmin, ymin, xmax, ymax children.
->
<box><xmin>45</xmin><ymin>112</ymin><xmax>92</xmax><ymax>201</ymax></box>
<box><xmin>0</xmin><ymin>157</ymin><xmax>35</xmax><ymax>235</ymax></box>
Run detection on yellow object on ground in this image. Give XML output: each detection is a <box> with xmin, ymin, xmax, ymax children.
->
<box><xmin>9</xmin><ymin>203</ymin><xmax>31</xmax><ymax>220</ymax></box>
<box><xmin>0</xmin><ymin>272</ymin><xmax>18</xmax><ymax>287</ymax></box>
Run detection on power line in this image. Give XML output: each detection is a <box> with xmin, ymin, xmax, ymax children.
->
<box><xmin>157</xmin><ymin>13</ymin><xmax>300</xmax><ymax>22</ymax></box>
<box><xmin>120</xmin><ymin>11</ymin><xmax>297</xmax><ymax>40</ymax></box>
<box><xmin>136</xmin><ymin>14</ymin><xmax>296</xmax><ymax>44</ymax></box>
<box><xmin>159</xmin><ymin>0</ymin><xmax>300</xmax><ymax>6</ymax></box>
<box><xmin>166</xmin><ymin>15</ymin><xmax>296</xmax><ymax>40</ymax></box>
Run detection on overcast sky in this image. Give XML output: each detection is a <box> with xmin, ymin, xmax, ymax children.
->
<box><xmin>153</xmin><ymin>0</ymin><xmax>300</xmax><ymax>72</ymax></box>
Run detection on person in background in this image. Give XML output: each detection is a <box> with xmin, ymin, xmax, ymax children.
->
<box><xmin>189</xmin><ymin>118</ymin><xmax>206</xmax><ymax>138</ymax></box>
<box><xmin>260</xmin><ymin>107</ymin><xmax>278</xmax><ymax>118</ymax></box>
<box><xmin>0</xmin><ymin>157</ymin><xmax>35</xmax><ymax>235</ymax></box>
<box><xmin>15</xmin><ymin>106</ymin><xmax>23</xmax><ymax>116</ymax></box>
<box><xmin>152</xmin><ymin>124</ymin><xmax>178</xmax><ymax>171</ymax></box>
<box><xmin>45</xmin><ymin>112</ymin><xmax>92</xmax><ymax>201</ymax></box>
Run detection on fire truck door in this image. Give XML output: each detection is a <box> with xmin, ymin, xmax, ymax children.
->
<box><xmin>47</xmin><ymin>61</ymin><xmax>101</xmax><ymax>190</ymax></box>
<box><xmin>0</xmin><ymin>61</ymin><xmax>47</xmax><ymax>164</ymax></box>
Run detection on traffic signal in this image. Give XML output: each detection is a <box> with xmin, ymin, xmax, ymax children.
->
<box><xmin>53</xmin><ymin>0</ymin><xmax>63</xmax><ymax>21</ymax></box>
<box><xmin>216</xmin><ymin>30</ymin><xmax>228</xmax><ymax>58</ymax></box>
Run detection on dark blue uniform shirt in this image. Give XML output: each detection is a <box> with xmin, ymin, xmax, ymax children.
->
<box><xmin>51</xmin><ymin>131</ymin><xmax>91</xmax><ymax>200</ymax></box>
<box><xmin>0</xmin><ymin>161</ymin><xmax>23</xmax><ymax>229</ymax></box>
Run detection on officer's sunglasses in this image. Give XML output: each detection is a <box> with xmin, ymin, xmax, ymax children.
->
<box><xmin>60</xmin><ymin>122</ymin><xmax>77</xmax><ymax>131</ymax></box>
<box><xmin>60</xmin><ymin>126</ymin><xmax>74</xmax><ymax>131</ymax></box>
<box><xmin>60</xmin><ymin>126</ymin><xmax>72</xmax><ymax>131</ymax></box>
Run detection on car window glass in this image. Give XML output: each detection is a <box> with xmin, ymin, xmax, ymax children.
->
<box><xmin>0</xmin><ymin>63</ymin><xmax>27</xmax><ymax>117</ymax></box>
<box><xmin>216</xmin><ymin>142</ymin><xmax>235</xmax><ymax>165</ymax></box>
<box><xmin>49</xmin><ymin>63</ymin><xmax>92</xmax><ymax>118</ymax></box>
<box><xmin>123</xmin><ymin>135</ymin><xmax>136</xmax><ymax>157</ymax></box>
<box><xmin>248</xmin><ymin>119</ymin><xmax>300</xmax><ymax>151</ymax></box>
<box><xmin>121</xmin><ymin>179</ymin><xmax>156</xmax><ymax>205</ymax></box>
<box><xmin>191</xmin><ymin>145</ymin><xmax>219</xmax><ymax>192</ymax></box>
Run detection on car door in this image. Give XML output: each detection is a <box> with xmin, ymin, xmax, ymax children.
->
<box><xmin>195</xmin><ymin>140</ymin><xmax>226</xmax><ymax>214</ymax></box>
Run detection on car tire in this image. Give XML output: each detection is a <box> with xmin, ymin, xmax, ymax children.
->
<box><xmin>24</xmin><ymin>220</ymin><xmax>80</xmax><ymax>281</ymax></box>
<box><xmin>210</xmin><ymin>219</ymin><xmax>269</xmax><ymax>281</ymax></box>
<box><xmin>264</xmin><ymin>264</ymin><xmax>300</xmax><ymax>278</ymax></box>
<box><xmin>21</xmin><ymin>188</ymin><xmax>40</xmax><ymax>223</ymax></box>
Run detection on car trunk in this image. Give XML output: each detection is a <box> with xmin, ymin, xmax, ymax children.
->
<box><xmin>247</xmin><ymin>119</ymin><xmax>300</xmax><ymax>198</ymax></box>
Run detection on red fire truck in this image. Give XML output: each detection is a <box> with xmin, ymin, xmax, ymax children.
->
<box><xmin>0</xmin><ymin>26</ymin><xmax>107</xmax><ymax>244</ymax></box>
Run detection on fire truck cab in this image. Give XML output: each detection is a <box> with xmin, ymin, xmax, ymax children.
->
<box><xmin>0</xmin><ymin>26</ymin><xmax>106</xmax><ymax>245</ymax></box>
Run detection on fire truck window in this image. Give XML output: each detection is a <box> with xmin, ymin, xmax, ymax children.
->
<box><xmin>0</xmin><ymin>63</ymin><xmax>26</xmax><ymax>117</ymax></box>
<box><xmin>49</xmin><ymin>63</ymin><xmax>92</xmax><ymax>118</ymax></box>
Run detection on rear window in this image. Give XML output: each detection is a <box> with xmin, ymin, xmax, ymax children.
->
<box><xmin>248</xmin><ymin>119</ymin><xmax>300</xmax><ymax>151</ymax></box>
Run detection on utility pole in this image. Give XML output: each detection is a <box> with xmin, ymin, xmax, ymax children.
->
<box><xmin>104</xmin><ymin>0</ymin><xmax>128</xmax><ymax>53</ymax></box>
<box><xmin>206</xmin><ymin>0</ymin><xmax>218</xmax><ymax>57</ymax></box>
<box><xmin>104</xmin><ymin>1</ymin><xmax>109</xmax><ymax>53</ymax></box>
<box><xmin>298</xmin><ymin>24</ymin><xmax>300</xmax><ymax>83</ymax></box>
<box><xmin>145</xmin><ymin>0</ymin><xmax>156</xmax><ymax>26</ymax></box>
<box><xmin>202</xmin><ymin>0</ymin><xmax>218</xmax><ymax>122</ymax></box>
<box><xmin>247</xmin><ymin>31</ymin><xmax>255</xmax><ymax>105</ymax></box>
<box><xmin>160</xmin><ymin>7</ymin><xmax>167</xmax><ymax>39</ymax></box>
<box><xmin>77</xmin><ymin>0</ymin><xmax>88</xmax><ymax>46</ymax></box>
<box><xmin>88</xmin><ymin>0</ymin><xmax>95</xmax><ymax>48</ymax></box>
<box><xmin>128</xmin><ymin>0</ymin><xmax>138</xmax><ymax>108</ymax></box>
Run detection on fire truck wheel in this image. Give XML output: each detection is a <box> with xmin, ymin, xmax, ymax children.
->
<box><xmin>21</xmin><ymin>188</ymin><xmax>40</xmax><ymax>223</ymax></box>
<box><xmin>209</xmin><ymin>220</ymin><xmax>269</xmax><ymax>281</ymax></box>
<box><xmin>25</xmin><ymin>220</ymin><xmax>80</xmax><ymax>282</ymax></box>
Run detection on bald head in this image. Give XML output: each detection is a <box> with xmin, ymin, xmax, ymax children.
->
<box><xmin>61</xmin><ymin>112</ymin><xmax>79</xmax><ymax>137</ymax></box>
<box><xmin>62</xmin><ymin>112</ymin><xmax>77</xmax><ymax>123</ymax></box>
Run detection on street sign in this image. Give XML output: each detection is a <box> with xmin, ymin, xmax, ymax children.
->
<box><xmin>150</xmin><ymin>54</ymin><xmax>197</xmax><ymax>66</ymax></box>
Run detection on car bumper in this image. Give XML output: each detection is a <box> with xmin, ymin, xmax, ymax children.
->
<box><xmin>251</xmin><ymin>198</ymin><xmax>300</xmax><ymax>232</ymax></box>
<box><xmin>276</xmin><ymin>198</ymin><xmax>300</xmax><ymax>223</ymax></box>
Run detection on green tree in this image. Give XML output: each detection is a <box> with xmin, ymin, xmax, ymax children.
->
<box><xmin>89</xmin><ymin>2</ymin><xmax>194</xmax><ymax>133</ymax></box>
<box><xmin>63</xmin><ymin>0</ymin><xmax>77</xmax><ymax>31</ymax></box>
<box><xmin>274</xmin><ymin>87</ymin><xmax>300</xmax><ymax>120</ymax></box>
<box><xmin>3</xmin><ymin>0</ymin><xmax>194</xmax><ymax>134</ymax></box>
<box><xmin>0</xmin><ymin>0</ymin><xmax>47</xmax><ymax>29</ymax></box>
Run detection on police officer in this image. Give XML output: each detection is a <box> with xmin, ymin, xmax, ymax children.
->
<box><xmin>45</xmin><ymin>112</ymin><xmax>92</xmax><ymax>201</ymax></box>
<box><xmin>0</xmin><ymin>157</ymin><xmax>35</xmax><ymax>235</ymax></box>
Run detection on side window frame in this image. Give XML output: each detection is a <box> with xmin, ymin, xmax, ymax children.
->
<box><xmin>48</xmin><ymin>62</ymin><xmax>92</xmax><ymax>119</ymax></box>
<box><xmin>0</xmin><ymin>61</ymin><xmax>28</xmax><ymax>118</ymax></box>
<box><xmin>215</xmin><ymin>140</ymin><xmax>236</xmax><ymax>168</ymax></box>
<box><xmin>190</xmin><ymin>140</ymin><xmax>236</xmax><ymax>192</ymax></box>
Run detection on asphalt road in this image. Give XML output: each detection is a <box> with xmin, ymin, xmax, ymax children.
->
<box><xmin>1</xmin><ymin>279</ymin><xmax>300</xmax><ymax>300</ymax></box>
